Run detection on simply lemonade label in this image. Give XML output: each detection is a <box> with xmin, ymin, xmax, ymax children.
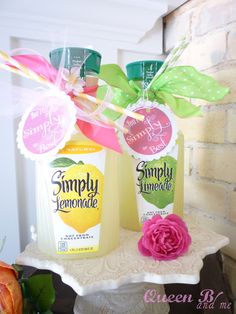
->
<box><xmin>45</xmin><ymin>142</ymin><xmax>106</xmax><ymax>254</ymax></box>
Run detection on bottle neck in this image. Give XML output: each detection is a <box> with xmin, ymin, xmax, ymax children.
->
<box><xmin>129</xmin><ymin>79</ymin><xmax>150</xmax><ymax>91</ymax></box>
<box><xmin>130</xmin><ymin>76</ymin><xmax>154</xmax><ymax>91</ymax></box>
<box><xmin>83</xmin><ymin>72</ymin><xmax>99</xmax><ymax>96</ymax></box>
<box><xmin>85</xmin><ymin>74</ymin><xmax>98</xmax><ymax>87</ymax></box>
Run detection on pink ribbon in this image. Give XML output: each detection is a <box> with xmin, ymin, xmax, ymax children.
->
<box><xmin>12</xmin><ymin>54</ymin><xmax>58</xmax><ymax>83</ymax></box>
<box><xmin>11</xmin><ymin>54</ymin><xmax>122</xmax><ymax>153</ymax></box>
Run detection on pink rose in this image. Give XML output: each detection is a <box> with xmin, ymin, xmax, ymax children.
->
<box><xmin>138</xmin><ymin>214</ymin><xmax>191</xmax><ymax>261</ymax></box>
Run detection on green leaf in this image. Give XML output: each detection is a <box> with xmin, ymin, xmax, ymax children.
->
<box><xmin>140</xmin><ymin>156</ymin><xmax>177</xmax><ymax>209</ymax></box>
<box><xmin>21</xmin><ymin>280</ymin><xmax>28</xmax><ymax>299</ymax></box>
<box><xmin>23</xmin><ymin>298</ymin><xmax>34</xmax><ymax>314</ymax></box>
<box><xmin>77</xmin><ymin>161</ymin><xmax>84</xmax><ymax>165</ymax></box>
<box><xmin>50</xmin><ymin>157</ymin><xmax>76</xmax><ymax>168</ymax></box>
<box><xmin>97</xmin><ymin>85</ymin><xmax>135</xmax><ymax>120</ymax></box>
<box><xmin>151</xmin><ymin>66</ymin><xmax>229</xmax><ymax>102</ymax></box>
<box><xmin>99</xmin><ymin>64</ymin><xmax>137</xmax><ymax>97</ymax></box>
<box><xmin>12</xmin><ymin>263</ymin><xmax>23</xmax><ymax>274</ymax></box>
<box><xmin>174</xmin><ymin>97</ymin><xmax>203</xmax><ymax>118</ymax></box>
<box><xmin>27</xmin><ymin>274</ymin><xmax>55</xmax><ymax>312</ymax></box>
<box><xmin>157</xmin><ymin>91</ymin><xmax>202</xmax><ymax>118</ymax></box>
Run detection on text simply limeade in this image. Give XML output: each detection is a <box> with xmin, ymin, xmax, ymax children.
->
<box><xmin>36</xmin><ymin>48</ymin><xmax>119</xmax><ymax>258</ymax></box>
<box><xmin>119</xmin><ymin>61</ymin><xmax>184</xmax><ymax>231</ymax></box>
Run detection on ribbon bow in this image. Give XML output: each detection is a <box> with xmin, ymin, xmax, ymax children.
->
<box><xmin>0</xmin><ymin>51</ymin><xmax>144</xmax><ymax>153</ymax></box>
<box><xmin>98</xmin><ymin>64</ymin><xmax>229</xmax><ymax>120</ymax></box>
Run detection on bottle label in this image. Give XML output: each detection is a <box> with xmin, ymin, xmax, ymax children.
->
<box><xmin>133</xmin><ymin>146</ymin><xmax>178</xmax><ymax>224</ymax></box>
<box><xmin>17</xmin><ymin>89</ymin><xmax>77</xmax><ymax>160</ymax></box>
<box><xmin>119</xmin><ymin>100</ymin><xmax>179</xmax><ymax>223</ymax></box>
<box><xmin>119</xmin><ymin>100</ymin><xmax>177</xmax><ymax>161</ymax></box>
<box><xmin>41</xmin><ymin>142</ymin><xmax>106</xmax><ymax>254</ymax></box>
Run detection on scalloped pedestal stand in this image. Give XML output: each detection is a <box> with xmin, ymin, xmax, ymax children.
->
<box><xmin>16</xmin><ymin>220</ymin><xmax>229</xmax><ymax>314</ymax></box>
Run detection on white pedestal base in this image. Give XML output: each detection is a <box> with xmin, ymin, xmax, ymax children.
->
<box><xmin>74</xmin><ymin>283</ymin><xmax>169</xmax><ymax>314</ymax></box>
<box><xmin>16</xmin><ymin>218</ymin><xmax>229</xmax><ymax>313</ymax></box>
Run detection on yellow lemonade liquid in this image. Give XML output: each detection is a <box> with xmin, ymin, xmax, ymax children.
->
<box><xmin>119</xmin><ymin>60</ymin><xmax>184</xmax><ymax>231</ymax></box>
<box><xmin>36</xmin><ymin>132</ymin><xmax>119</xmax><ymax>259</ymax></box>
<box><xmin>36</xmin><ymin>47</ymin><xmax>119</xmax><ymax>258</ymax></box>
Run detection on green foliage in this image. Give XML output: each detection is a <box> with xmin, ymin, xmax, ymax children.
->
<box><xmin>98</xmin><ymin>63</ymin><xmax>229</xmax><ymax>119</ymax></box>
<box><xmin>99</xmin><ymin>64</ymin><xmax>137</xmax><ymax>97</ymax></box>
<box><xmin>151</xmin><ymin>66</ymin><xmax>229</xmax><ymax>102</ymax></box>
<box><xmin>20</xmin><ymin>274</ymin><xmax>55</xmax><ymax>314</ymax></box>
<box><xmin>50</xmin><ymin>157</ymin><xmax>76</xmax><ymax>168</ymax></box>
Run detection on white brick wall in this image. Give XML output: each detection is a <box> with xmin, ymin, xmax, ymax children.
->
<box><xmin>185</xmin><ymin>177</ymin><xmax>227</xmax><ymax>216</ymax></box>
<box><xmin>192</xmin><ymin>0</ymin><xmax>236</xmax><ymax>36</ymax></box>
<box><xmin>164</xmin><ymin>0</ymin><xmax>236</xmax><ymax>267</ymax></box>
<box><xmin>177</xmin><ymin>111</ymin><xmax>226</xmax><ymax>143</ymax></box>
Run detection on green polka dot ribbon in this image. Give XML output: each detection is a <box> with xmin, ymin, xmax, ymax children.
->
<box><xmin>97</xmin><ymin>64</ymin><xmax>229</xmax><ymax>120</ymax></box>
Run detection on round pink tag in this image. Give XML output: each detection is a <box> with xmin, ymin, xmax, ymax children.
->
<box><xmin>120</xmin><ymin>101</ymin><xmax>177</xmax><ymax>160</ymax></box>
<box><xmin>17</xmin><ymin>89</ymin><xmax>77</xmax><ymax>160</ymax></box>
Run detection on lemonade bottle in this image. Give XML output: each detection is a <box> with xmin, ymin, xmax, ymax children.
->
<box><xmin>35</xmin><ymin>47</ymin><xmax>119</xmax><ymax>259</ymax></box>
<box><xmin>119</xmin><ymin>60</ymin><xmax>184</xmax><ymax>231</ymax></box>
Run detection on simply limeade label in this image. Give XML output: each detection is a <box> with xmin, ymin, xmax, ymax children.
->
<box><xmin>133</xmin><ymin>147</ymin><xmax>178</xmax><ymax>224</ymax></box>
<box><xmin>43</xmin><ymin>142</ymin><xmax>106</xmax><ymax>254</ymax></box>
<box><xmin>119</xmin><ymin>100</ymin><xmax>178</xmax><ymax>224</ymax></box>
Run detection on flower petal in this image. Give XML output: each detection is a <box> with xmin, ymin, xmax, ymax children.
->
<box><xmin>166</xmin><ymin>214</ymin><xmax>188</xmax><ymax>231</ymax></box>
<box><xmin>138</xmin><ymin>214</ymin><xmax>192</xmax><ymax>261</ymax></box>
<box><xmin>0</xmin><ymin>263</ymin><xmax>23</xmax><ymax>314</ymax></box>
<box><xmin>0</xmin><ymin>284</ymin><xmax>14</xmax><ymax>314</ymax></box>
<box><xmin>0</xmin><ymin>261</ymin><xmax>17</xmax><ymax>278</ymax></box>
<box><xmin>142</xmin><ymin>214</ymin><xmax>162</xmax><ymax>233</ymax></box>
<box><xmin>71</xmin><ymin>67</ymin><xmax>81</xmax><ymax>76</ymax></box>
<box><xmin>138</xmin><ymin>237</ymin><xmax>151</xmax><ymax>256</ymax></box>
<box><xmin>61</xmin><ymin>68</ymin><xmax>70</xmax><ymax>80</ymax></box>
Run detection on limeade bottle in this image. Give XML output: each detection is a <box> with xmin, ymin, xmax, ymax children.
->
<box><xmin>35</xmin><ymin>48</ymin><xmax>119</xmax><ymax>258</ymax></box>
<box><xmin>119</xmin><ymin>60</ymin><xmax>184</xmax><ymax>231</ymax></box>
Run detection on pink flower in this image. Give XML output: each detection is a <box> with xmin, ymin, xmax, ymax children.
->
<box><xmin>62</xmin><ymin>67</ymin><xmax>85</xmax><ymax>95</ymax></box>
<box><xmin>138</xmin><ymin>214</ymin><xmax>191</xmax><ymax>261</ymax></box>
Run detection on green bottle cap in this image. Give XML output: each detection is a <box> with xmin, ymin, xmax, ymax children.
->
<box><xmin>126</xmin><ymin>60</ymin><xmax>164</xmax><ymax>87</ymax></box>
<box><xmin>49</xmin><ymin>47</ymin><xmax>102</xmax><ymax>77</ymax></box>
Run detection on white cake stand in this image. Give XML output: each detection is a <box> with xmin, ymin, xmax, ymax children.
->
<box><xmin>16</xmin><ymin>219</ymin><xmax>229</xmax><ymax>314</ymax></box>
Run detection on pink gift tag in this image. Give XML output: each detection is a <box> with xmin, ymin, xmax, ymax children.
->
<box><xmin>17</xmin><ymin>89</ymin><xmax>77</xmax><ymax>160</ymax></box>
<box><xmin>119</xmin><ymin>100</ymin><xmax>177</xmax><ymax>161</ymax></box>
